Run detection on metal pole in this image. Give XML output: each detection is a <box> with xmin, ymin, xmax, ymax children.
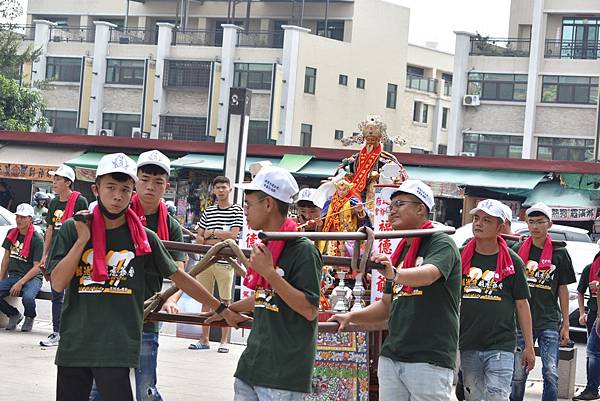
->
<box><xmin>300</xmin><ymin>0</ymin><xmax>305</xmax><ymax>27</ymax></box>
<box><xmin>258</xmin><ymin>227</ymin><xmax>455</xmax><ymax>241</ymax></box>
<box><xmin>245</xmin><ymin>0</ymin><xmax>251</xmax><ymax>32</ymax></box>
<box><xmin>124</xmin><ymin>0</ymin><xmax>130</xmax><ymax>29</ymax></box>
<box><xmin>324</xmin><ymin>0</ymin><xmax>329</xmax><ymax>37</ymax></box>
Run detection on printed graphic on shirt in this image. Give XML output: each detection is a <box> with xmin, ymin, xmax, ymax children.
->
<box><xmin>462</xmin><ymin>267</ymin><xmax>503</xmax><ymax>301</ymax></box>
<box><xmin>392</xmin><ymin>256</ymin><xmax>424</xmax><ymax>299</ymax></box>
<box><xmin>254</xmin><ymin>287</ymin><xmax>280</xmax><ymax>312</ymax></box>
<box><xmin>524</xmin><ymin>259</ymin><xmax>556</xmax><ymax>291</ymax></box>
<box><xmin>76</xmin><ymin>248</ymin><xmax>136</xmax><ymax>295</ymax></box>
<box><xmin>8</xmin><ymin>240</ymin><xmax>27</xmax><ymax>262</ymax></box>
<box><xmin>52</xmin><ymin>209</ymin><xmax>64</xmax><ymax>229</ymax></box>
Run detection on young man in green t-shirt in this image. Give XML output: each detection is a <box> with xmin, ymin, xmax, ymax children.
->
<box><xmin>330</xmin><ymin>180</ymin><xmax>462</xmax><ymax>401</ymax></box>
<box><xmin>48</xmin><ymin>153</ymin><xmax>247</xmax><ymax>401</ymax></box>
<box><xmin>219</xmin><ymin>166</ymin><xmax>322</xmax><ymax>400</ymax></box>
<box><xmin>0</xmin><ymin>203</ymin><xmax>44</xmax><ymax>332</ymax></box>
<box><xmin>510</xmin><ymin>202</ymin><xmax>576</xmax><ymax>401</ymax></box>
<box><xmin>41</xmin><ymin>164</ymin><xmax>88</xmax><ymax>347</ymax></box>
<box><xmin>459</xmin><ymin>199</ymin><xmax>535</xmax><ymax>401</ymax></box>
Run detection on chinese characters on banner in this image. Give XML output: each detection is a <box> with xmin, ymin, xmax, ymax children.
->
<box><xmin>0</xmin><ymin>163</ymin><xmax>54</xmax><ymax>181</ymax></box>
<box><xmin>552</xmin><ymin>207</ymin><xmax>597</xmax><ymax>221</ymax></box>
<box><xmin>370</xmin><ymin>185</ymin><xmax>401</xmax><ymax>303</ymax></box>
<box><xmin>239</xmin><ymin>214</ymin><xmax>259</xmax><ymax>299</ymax></box>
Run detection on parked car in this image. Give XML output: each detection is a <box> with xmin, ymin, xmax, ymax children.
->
<box><xmin>0</xmin><ymin>205</ymin><xmax>16</xmax><ymax>261</ymax></box>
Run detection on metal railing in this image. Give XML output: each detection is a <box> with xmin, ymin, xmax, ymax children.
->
<box><xmin>406</xmin><ymin>75</ymin><xmax>438</xmax><ymax>94</ymax></box>
<box><xmin>237</xmin><ymin>31</ymin><xmax>284</xmax><ymax>48</ymax></box>
<box><xmin>109</xmin><ymin>27</ymin><xmax>157</xmax><ymax>45</ymax></box>
<box><xmin>469</xmin><ymin>37</ymin><xmax>531</xmax><ymax>57</ymax></box>
<box><xmin>0</xmin><ymin>24</ymin><xmax>36</xmax><ymax>40</ymax></box>
<box><xmin>545</xmin><ymin>39</ymin><xmax>600</xmax><ymax>60</ymax></box>
<box><xmin>49</xmin><ymin>26</ymin><xmax>95</xmax><ymax>43</ymax></box>
<box><xmin>172</xmin><ymin>29</ymin><xmax>216</xmax><ymax>46</ymax></box>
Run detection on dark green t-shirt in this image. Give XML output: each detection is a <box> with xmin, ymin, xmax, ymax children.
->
<box><xmin>2</xmin><ymin>231</ymin><xmax>44</xmax><ymax>280</ymax></box>
<box><xmin>380</xmin><ymin>232</ymin><xmax>462</xmax><ymax>370</ymax></box>
<box><xmin>47</xmin><ymin>219</ymin><xmax>178</xmax><ymax>368</ymax></box>
<box><xmin>234</xmin><ymin>238</ymin><xmax>322</xmax><ymax>393</ymax></box>
<box><xmin>459</xmin><ymin>249</ymin><xmax>530</xmax><ymax>352</ymax></box>
<box><xmin>516</xmin><ymin>243</ymin><xmax>576</xmax><ymax>331</ymax></box>
<box><xmin>578</xmin><ymin>264</ymin><xmax>598</xmax><ymax>312</ymax></box>
<box><xmin>46</xmin><ymin>194</ymin><xmax>89</xmax><ymax>231</ymax></box>
<box><xmin>143</xmin><ymin>212</ymin><xmax>186</xmax><ymax>333</ymax></box>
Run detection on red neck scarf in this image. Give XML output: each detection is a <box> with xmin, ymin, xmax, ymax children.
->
<box><xmin>518</xmin><ymin>235</ymin><xmax>553</xmax><ymax>271</ymax></box>
<box><xmin>589</xmin><ymin>252</ymin><xmax>600</xmax><ymax>295</ymax></box>
<box><xmin>352</xmin><ymin>143</ymin><xmax>382</xmax><ymax>192</ymax></box>
<box><xmin>243</xmin><ymin>218</ymin><xmax>298</xmax><ymax>291</ymax></box>
<box><xmin>6</xmin><ymin>225</ymin><xmax>35</xmax><ymax>258</ymax></box>
<box><xmin>90</xmin><ymin>205</ymin><xmax>152</xmax><ymax>282</ymax></box>
<box><xmin>61</xmin><ymin>191</ymin><xmax>81</xmax><ymax>223</ymax></box>
<box><xmin>130</xmin><ymin>193</ymin><xmax>170</xmax><ymax>241</ymax></box>
<box><xmin>390</xmin><ymin>220</ymin><xmax>434</xmax><ymax>293</ymax></box>
<box><xmin>461</xmin><ymin>236</ymin><xmax>515</xmax><ymax>282</ymax></box>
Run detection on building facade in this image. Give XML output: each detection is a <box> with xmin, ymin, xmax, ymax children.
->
<box><xmin>448</xmin><ymin>0</ymin><xmax>600</xmax><ymax>162</ymax></box>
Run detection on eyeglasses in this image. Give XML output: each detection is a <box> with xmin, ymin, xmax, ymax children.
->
<box><xmin>527</xmin><ymin>219</ymin><xmax>549</xmax><ymax>227</ymax></box>
<box><xmin>243</xmin><ymin>197</ymin><xmax>267</xmax><ymax>210</ymax></box>
<box><xmin>387</xmin><ymin>200</ymin><xmax>421</xmax><ymax>213</ymax></box>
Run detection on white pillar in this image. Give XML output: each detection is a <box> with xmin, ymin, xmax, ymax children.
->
<box><xmin>87</xmin><ymin>21</ymin><xmax>116</xmax><ymax>136</ymax></box>
<box><xmin>31</xmin><ymin>20</ymin><xmax>56</xmax><ymax>86</ymax></box>
<box><xmin>150</xmin><ymin>23</ymin><xmax>174</xmax><ymax>139</ymax></box>
<box><xmin>432</xmin><ymin>99</ymin><xmax>444</xmax><ymax>153</ymax></box>
<box><xmin>215</xmin><ymin>24</ymin><xmax>244</xmax><ymax>142</ymax></box>
<box><xmin>278</xmin><ymin>25</ymin><xmax>310</xmax><ymax>146</ymax></box>
<box><xmin>447</xmin><ymin>31</ymin><xmax>474</xmax><ymax>155</ymax></box>
<box><xmin>522</xmin><ymin>0</ymin><xmax>545</xmax><ymax>159</ymax></box>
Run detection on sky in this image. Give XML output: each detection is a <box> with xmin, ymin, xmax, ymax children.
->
<box><xmin>9</xmin><ymin>0</ymin><xmax>512</xmax><ymax>53</ymax></box>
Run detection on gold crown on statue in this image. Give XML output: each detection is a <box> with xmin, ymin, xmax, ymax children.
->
<box><xmin>340</xmin><ymin>115</ymin><xmax>406</xmax><ymax>146</ymax></box>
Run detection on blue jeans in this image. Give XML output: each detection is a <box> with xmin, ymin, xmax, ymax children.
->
<box><xmin>233</xmin><ymin>378</ymin><xmax>306</xmax><ymax>401</ymax></box>
<box><xmin>0</xmin><ymin>276</ymin><xmax>42</xmax><ymax>318</ymax></box>
<box><xmin>377</xmin><ymin>355</ymin><xmax>453</xmax><ymax>401</ymax></box>
<box><xmin>51</xmin><ymin>286</ymin><xmax>64</xmax><ymax>333</ymax></box>
<box><xmin>461</xmin><ymin>350</ymin><xmax>515</xmax><ymax>401</ymax></box>
<box><xmin>510</xmin><ymin>329</ymin><xmax>559</xmax><ymax>401</ymax></box>
<box><xmin>585</xmin><ymin>317</ymin><xmax>600</xmax><ymax>394</ymax></box>
<box><xmin>90</xmin><ymin>332</ymin><xmax>162</xmax><ymax>401</ymax></box>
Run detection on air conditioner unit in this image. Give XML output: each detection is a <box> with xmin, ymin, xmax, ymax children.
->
<box><xmin>459</xmin><ymin>151</ymin><xmax>476</xmax><ymax>157</ymax></box>
<box><xmin>46</xmin><ymin>126</ymin><xmax>54</xmax><ymax>133</ymax></box>
<box><xmin>131</xmin><ymin>127</ymin><xmax>142</xmax><ymax>138</ymax></box>
<box><xmin>463</xmin><ymin>94</ymin><xmax>480</xmax><ymax>106</ymax></box>
<box><xmin>119</xmin><ymin>36</ymin><xmax>130</xmax><ymax>44</ymax></box>
<box><xmin>98</xmin><ymin>129</ymin><xmax>114</xmax><ymax>137</ymax></box>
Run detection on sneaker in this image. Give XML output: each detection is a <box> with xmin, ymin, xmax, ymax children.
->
<box><xmin>21</xmin><ymin>317</ymin><xmax>34</xmax><ymax>332</ymax></box>
<box><xmin>573</xmin><ymin>389</ymin><xmax>600</xmax><ymax>400</ymax></box>
<box><xmin>40</xmin><ymin>332</ymin><xmax>60</xmax><ymax>347</ymax></box>
<box><xmin>5</xmin><ymin>313</ymin><xmax>23</xmax><ymax>331</ymax></box>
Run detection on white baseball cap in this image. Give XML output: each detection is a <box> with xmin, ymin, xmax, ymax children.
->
<box><xmin>297</xmin><ymin>188</ymin><xmax>317</xmax><ymax>204</ymax></box>
<box><xmin>96</xmin><ymin>153</ymin><xmax>138</xmax><ymax>183</ymax></box>
<box><xmin>235</xmin><ymin>165</ymin><xmax>299</xmax><ymax>204</ymax></box>
<box><xmin>137</xmin><ymin>150</ymin><xmax>170</xmax><ymax>175</ymax></box>
<box><xmin>381</xmin><ymin>179</ymin><xmax>435</xmax><ymax>210</ymax></box>
<box><xmin>49</xmin><ymin>164</ymin><xmax>75</xmax><ymax>183</ymax></box>
<box><xmin>526</xmin><ymin>202</ymin><xmax>552</xmax><ymax>221</ymax></box>
<box><xmin>470</xmin><ymin>199</ymin><xmax>506</xmax><ymax>219</ymax></box>
<box><xmin>500</xmin><ymin>203</ymin><xmax>513</xmax><ymax>222</ymax></box>
<box><xmin>15</xmin><ymin>203</ymin><xmax>35</xmax><ymax>217</ymax></box>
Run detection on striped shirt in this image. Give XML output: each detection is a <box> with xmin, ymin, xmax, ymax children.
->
<box><xmin>198</xmin><ymin>204</ymin><xmax>244</xmax><ymax>238</ymax></box>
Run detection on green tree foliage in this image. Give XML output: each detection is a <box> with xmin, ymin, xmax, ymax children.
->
<box><xmin>0</xmin><ymin>74</ymin><xmax>46</xmax><ymax>131</ymax></box>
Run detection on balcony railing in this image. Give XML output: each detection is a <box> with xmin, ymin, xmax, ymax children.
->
<box><xmin>237</xmin><ymin>31</ymin><xmax>284</xmax><ymax>48</ymax></box>
<box><xmin>0</xmin><ymin>24</ymin><xmax>36</xmax><ymax>40</ymax></box>
<box><xmin>469</xmin><ymin>37</ymin><xmax>531</xmax><ymax>57</ymax></box>
<box><xmin>49</xmin><ymin>26</ymin><xmax>95</xmax><ymax>43</ymax></box>
<box><xmin>545</xmin><ymin>39</ymin><xmax>600</xmax><ymax>60</ymax></box>
<box><xmin>172</xmin><ymin>29</ymin><xmax>217</xmax><ymax>46</ymax></box>
<box><xmin>109</xmin><ymin>27</ymin><xmax>157</xmax><ymax>45</ymax></box>
<box><xmin>406</xmin><ymin>75</ymin><xmax>438</xmax><ymax>94</ymax></box>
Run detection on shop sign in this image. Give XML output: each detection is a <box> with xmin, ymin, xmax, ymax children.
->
<box><xmin>0</xmin><ymin>163</ymin><xmax>54</xmax><ymax>181</ymax></box>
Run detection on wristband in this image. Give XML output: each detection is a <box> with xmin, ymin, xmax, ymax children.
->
<box><xmin>383</xmin><ymin>279</ymin><xmax>394</xmax><ymax>295</ymax></box>
<box><xmin>215</xmin><ymin>302</ymin><xmax>228</xmax><ymax>315</ymax></box>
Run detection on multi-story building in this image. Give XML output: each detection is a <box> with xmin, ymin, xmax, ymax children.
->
<box><xmin>448</xmin><ymin>0</ymin><xmax>600</xmax><ymax>161</ymax></box>
<box><xmin>13</xmin><ymin>0</ymin><xmax>454</xmax><ymax>154</ymax></box>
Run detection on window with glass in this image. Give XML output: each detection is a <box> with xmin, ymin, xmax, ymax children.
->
<box><xmin>413</xmin><ymin>102</ymin><xmax>428</xmax><ymax>124</ymax></box>
<box><xmin>438</xmin><ymin>144</ymin><xmax>448</xmax><ymax>155</ymax></box>
<box><xmin>339</xmin><ymin>74</ymin><xmax>348</xmax><ymax>86</ymax></box>
<box><xmin>247</xmin><ymin>120</ymin><xmax>271</xmax><ymax>144</ymax></box>
<box><xmin>165</xmin><ymin>60</ymin><xmax>212</xmax><ymax>89</ymax></box>
<box><xmin>541</xmin><ymin>75</ymin><xmax>598</xmax><ymax>104</ymax></box>
<box><xmin>441</xmin><ymin>107</ymin><xmax>449</xmax><ymax>129</ymax></box>
<box><xmin>102</xmin><ymin>113</ymin><xmax>141</xmax><ymax>137</ymax></box>
<box><xmin>537</xmin><ymin>137</ymin><xmax>595</xmax><ymax>161</ymax></box>
<box><xmin>357</xmin><ymin>78</ymin><xmax>365</xmax><ymax>89</ymax></box>
<box><xmin>46</xmin><ymin>57</ymin><xmax>82</xmax><ymax>82</ymax></box>
<box><xmin>407</xmin><ymin>66</ymin><xmax>424</xmax><ymax>77</ymax></box>
<box><xmin>334</xmin><ymin>129</ymin><xmax>344</xmax><ymax>140</ymax></box>
<box><xmin>316</xmin><ymin>20</ymin><xmax>345</xmax><ymax>41</ymax></box>
<box><xmin>561</xmin><ymin>18</ymin><xmax>600</xmax><ymax>60</ymax></box>
<box><xmin>304</xmin><ymin>67</ymin><xmax>316</xmax><ymax>94</ymax></box>
<box><xmin>159</xmin><ymin>116</ymin><xmax>209</xmax><ymax>141</ymax></box>
<box><xmin>443</xmin><ymin>73</ymin><xmax>453</xmax><ymax>96</ymax></box>
<box><xmin>383</xmin><ymin>142</ymin><xmax>393</xmax><ymax>152</ymax></box>
<box><xmin>462</xmin><ymin>133</ymin><xmax>523</xmax><ymax>158</ymax></box>
<box><xmin>300</xmin><ymin>124</ymin><xmax>312</xmax><ymax>147</ymax></box>
<box><xmin>106</xmin><ymin>59</ymin><xmax>145</xmax><ymax>85</ymax></box>
<box><xmin>467</xmin><ymin>72</ymin><xmax>528</xmax><ymax>101</ymax></box>
<box><xmin>233</xmin><ymin>63</ymin><xmax>273</xmax><ymax>90</ymax></box>
<box><xmin>386</xmin><ymin>83</ymin><xmax>397</xmax><ymax>109</ymax></box>
<box><xmin>43</xmin><ymin>110</ymin><xmax>84</xmax><ymax>134</ymax></box>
